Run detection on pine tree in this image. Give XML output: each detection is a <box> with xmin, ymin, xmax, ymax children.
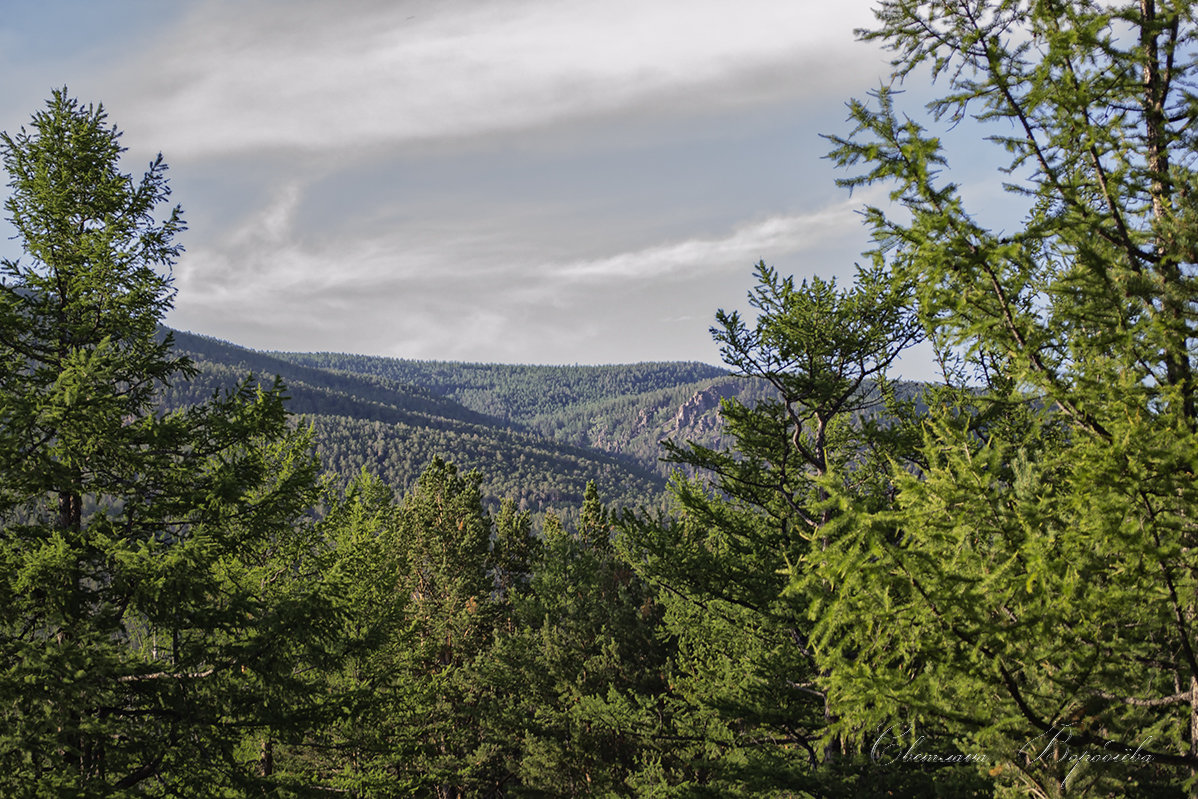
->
<box><xmin>512</xmin><ymin>489</ymin><xmax>674</xmax><ymax>796</ymax></box>
<box><xmin>618</xmin><ymin>262</ymin><xmax>973</xmax><ymax>795</ymax></box>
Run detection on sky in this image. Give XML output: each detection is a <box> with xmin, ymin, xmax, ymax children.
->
<box><xmin>1</xmin><ymin>0</ymin><xmax>955</xmax><ymax>376</ymax></box>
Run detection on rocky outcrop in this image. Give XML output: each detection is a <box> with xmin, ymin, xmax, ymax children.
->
<box><xmin>667</xmin><ymin>381</ymin><xmax>739</xmax><ymax>441</ymax></box>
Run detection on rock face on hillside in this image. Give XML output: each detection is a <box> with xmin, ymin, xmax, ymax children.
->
<box><xmin>563</xmin><ymin>377</ymin><xmax>775</xmax><ymax>479</ymax></box>
<box><xmin>595</xmin><ymin>384</ymin><xmax>734</xmax><ymax>446</ymax></box>
<box><xmin>667</xmin><ymin>384</ymin><xmax>738</xmax><ymax>440</ymax></box>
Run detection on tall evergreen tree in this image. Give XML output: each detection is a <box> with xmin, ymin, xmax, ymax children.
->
<box><xmin>512</xmin><ymin>485</ymin><xmax>675</xmax><ymax>796</ymax></box>
<box><xmin>0</xmin><ymin>90</ymin><xmax>335</xmax><ymax>795</ymax></box>
<box><xmin>618</xmin><ymin>262</ymin><xmax>975</xmax><ymax>796</ymax></box>
<box><xmin>292</xmin><ymin>459</ymin><xmax>526</xmax><ymax>797</ymax></box>
<box><xmin>807</xmin><ymin>0</ymin><xmax>1198</xmax><ymax>795</ymax></box>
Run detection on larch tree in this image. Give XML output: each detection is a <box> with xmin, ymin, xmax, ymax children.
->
<box><xmin>806</xmin><ymin>0</ymin><xmax>1198</xmax><ymax>795</ymax></box>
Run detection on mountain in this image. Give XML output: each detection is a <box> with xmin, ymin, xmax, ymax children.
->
<box><xmin>159</xmin><ymin>330</ymin><xmax>770</xmax><ymax>513</ymax></box>
<box><xmin>266</xmin><ymin>351</ymin><xmax>783</xmax><ymax>479</ymax></box>
<box><xmin>262</xmin><ymin>355</ymin><xmax>730</xmax><ymax>421</ymax></box>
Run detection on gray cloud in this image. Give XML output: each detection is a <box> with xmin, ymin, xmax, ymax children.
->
<box><xmin>3</xmin><ymin>0</ymin><xmax>938</xmax><ymax>375</ymax></box>
<box><xmin>110</xmin><ymin>0</ymin><xmax>885</xmax><ymax>158</ymax></box>
<box><xmin>168</xmin><ymin>186</ymin><xmax>888</xmax><ymax>363</ymax></box>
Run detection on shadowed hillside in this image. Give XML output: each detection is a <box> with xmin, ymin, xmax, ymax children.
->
<box><xmin>163</xmin><ymin>330</ymin><xmax>781</xmax><ymax>511</ymax></box>
<box><xmin>269</xmin><ymin>350</ymin><xmax>778</xmax><ymax>479</ymax></box>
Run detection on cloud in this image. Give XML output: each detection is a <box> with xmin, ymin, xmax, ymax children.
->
<box><xmin>112</xmin><ymin>0</ymin><xmax>885</xmax><ymax>159</ymax></box>
<box><xmin>8</xmin><ymin>0</ymin><xmax>904</xmax><ymax>366</ymax></box>
<box><xmin>167</xmin><ymin>182</ymin><xmax>885</xmax><ymax>363</ymax></box>
<box><xmin>549</xmin><ymin>197</ymin><xmax>879</xmax><ymax>283</ymax></box>
<box><xmin>170</xmin><ymin>173</ymin><xmax>548</xmax><ymax>338</ymax></box>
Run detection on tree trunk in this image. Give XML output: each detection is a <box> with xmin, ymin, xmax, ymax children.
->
<box><xmin>259</xmin><ymin>736</ymin><xmax>274</xmax><ymax>778</ymax></box>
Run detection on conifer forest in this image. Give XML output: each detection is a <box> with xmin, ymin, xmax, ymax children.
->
<box><xmin>3</xmin><ymin>1</ymin><xmax>1198</xmax><ymax>796</ymax></box>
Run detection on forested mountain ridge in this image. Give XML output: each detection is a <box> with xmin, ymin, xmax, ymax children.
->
<box><xmin>269</xmin><ymin>349</ymin><xmax>789</xmax><ymax>478</ymax></box>
<box><xmin>161</xmin><ymin>328</ymin><xmax>500</xmax><ymax>428</ymax></box>
<box><xmin>160</xmin><ymin>328</ymin><xmax>773</xmax><ymax>510</ymax></box>
<box><xmin>269</xmin><ymin>351</ymin><xmax>731</xmax><ymax>422</ymax></box>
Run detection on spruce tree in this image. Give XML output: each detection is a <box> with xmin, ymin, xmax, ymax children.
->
<box><xmin>619</xmin><ymin>262</ymin><xmax>969</xmax><ymax>795</ymax></box>
<box><xmin>0</xmin><ymin>89</ymin><xmax>334</xmax><ymax>795</ymax></box>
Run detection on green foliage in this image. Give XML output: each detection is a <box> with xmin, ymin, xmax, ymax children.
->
<box><xmin>269</xmin><ymin>348</ymin><xmax>776</xmax><ymax>483</ymax></box>
<box><xmin>0</xmin><ymin>90</ymin><xmax>337</xmax><ymax>795</ymax></box>
<box><xmin>162</xmin><ymin>329</ymin><xmax>495</xmax><ymax>427</ymax></box>
<box><xmin>34</xmin><ymin>8</ymin><xmax>1198</xmax><ymax>791</ymax></box>
<box><xmin>161</xmin><ymin>329</ymin><xmax>673</xmax><ymax>516</ymax></box>
<box><xmin>328</xmin><ymin>459</ymin><xmax>514</xmax><ymax>796</ymax></box>
<box><xmin>270</xmin><ymin>353</ymin><xmax>729</xmax><ymax>424</ymax></box>
<box><xmin>307</xmin><ymin>413</ymin><xmax>664</xmax><ymax>516</ymax></box>
<box><xmin>265</xmin><ymin>462</ymin><xmax>480</xmax><ymax>795</ymax></box>
<box><xmin>502</xmin><ymin>484</ymin><xmax>680</xmax><ymax>797</ymax></box>
<box><xmin>805</xmin><ymin>1</ymin><xmax>1198</xmax><ymax>795</ymax></box>
<box><xmin>619</xmin><ymin>260</ymin><xmax>950</xmax><ymax>796</ymax></box>
<box><xmin>275</xmin><ymin>468</ymin><xmax>677</xmax><ymax>797</ymax></box>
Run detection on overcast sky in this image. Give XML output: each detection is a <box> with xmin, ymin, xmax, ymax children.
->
<box><xmin>2</xmin><ymin>1</ymin><xmax>952</xmax><ymax>376</ymax></box>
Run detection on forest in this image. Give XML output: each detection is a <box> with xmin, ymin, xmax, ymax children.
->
<box><xmin>3</xmin><ymin>1</ymin><xmax>1198</xmax><ymax>796</ymax></box>
<box><xmin>157</xmin><ymin>328</ymin><xmax>701</xmax><ymax>517</ymax></box>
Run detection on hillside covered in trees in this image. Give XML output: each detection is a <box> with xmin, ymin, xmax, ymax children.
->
<box><xmin>162</xmin><ymin>328</ymin><xmax>778</xmax><ymax>514</ymax></box>
<box><xmin>6</xmin><ymin>1</ymin><xmax>1198</xmax><ymax>796</ymax></box>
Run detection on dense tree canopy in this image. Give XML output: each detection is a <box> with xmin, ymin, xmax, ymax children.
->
<box><xmin>803</xmin><ymin>0</ymin><xmax>1198</xmax><ymax>795</ymax></box>
<box><xmin>623</xmin><ymin>0</ymin><xmax>1198</xmax><ymax>795</ymax></box>
<box><xmin>8</xmin><ymin>1</ymin><xmax>1198</xmax><ymax>794</ymax></box>
<box><xmin>0</xmin><ymin>90</ymin><xmax>338</xmax><ymax>795</ymax></box>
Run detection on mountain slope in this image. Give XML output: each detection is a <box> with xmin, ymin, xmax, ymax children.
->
<box><xmin>161</xmin><ymin>329</ymin><xmax>668</xmax><ymax>511</ymax></box>
<box><xmin>162</xmin><ymin>330</ymin><xmax>923</xmax><ymax>510</ymax></box>
<box><xmin>268</xmin><ymin>352</ymin><xmax>732</xmax><ymax>422</ymax></box>
<box><xmin>269</xmin><ymin>351</ymin><xmax>774</xmax><ymax>478</ymax></box>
